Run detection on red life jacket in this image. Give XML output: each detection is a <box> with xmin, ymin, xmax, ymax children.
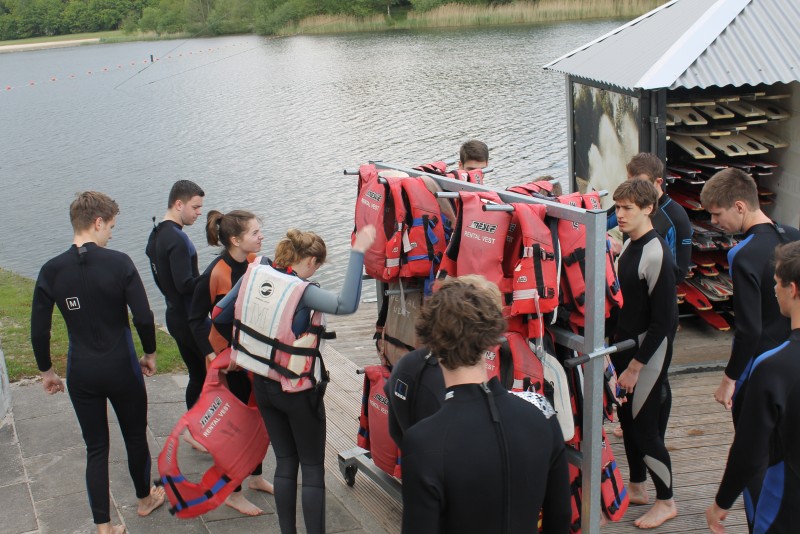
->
<box><xmin>509</xmin><ymin>202</ymin><xmax>559</xmax><ymax>338</ymax></box>
<box><xmin>557</xmin><ymin>192</ymin><xmax>623</xmax><ymax>328</ymax></box>
<box><xmin>445</xmin><ymin>168</ymin><xmax>485</xmax><ymax>184</ymax></box>
<box><xmin>507</xmin><ymin>180</ymin><xmax>556</xmax><ymax>198</ymax></box>
<box><xmin>438</xmin><ymin>191</ymin><xmax>512</xmax><ymax>294</ymax></box>
<box><xmin>413</xmin><ymin>160</ymin><xmax>447</xmax><ymax>175</ymax></box>
<box><xmin>600</xmin><ymin>428</ymin><xmax>629</xmax><ymax>522</ymax></box>
<box><xmin>354</xmin><ymin>171</ymin><xmax>406</xmax><ymax>282</ymax></box>
<box><xmin>482</xmin><ymin>332</ymin><xmax>545</xmax><ymax>394</ymax></box>
<box><xmin>357</xmin><ymin>365</ymin><xmax>402</xmax><ymax>479</ymax></box>
<box><xmin>568</xmin><ymin>462</ymin><xmax>583</xmax><ymax>533</ymax></box>
<box><xmin>397</xmin><ymin>177</ymin><xmax>447</xmax><ymax>281</ymax></box>
<box><xmin>157</xmin><ymin>350</ymin><xmax>269</xmax><ymax>518</ymax></box>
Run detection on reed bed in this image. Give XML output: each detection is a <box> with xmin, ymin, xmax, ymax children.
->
<box><xmin>277</xmin><ymin>0</ymin><xmax>666</xmax><ymax>35</ymax></box>
<box><xmin>406</xmin><ymin>0</ymin><xmax>666</xmax><ymax>28</ymax></box>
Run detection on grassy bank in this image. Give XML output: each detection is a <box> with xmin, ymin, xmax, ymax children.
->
<box><xmin>279</xmin><ymin>0</ymin><xmax>666</xmax><ymax>35</ymax></box>
<box><xmin>0</xmin><ymin>268</ymin><xmax>185</xmax><ymax>382</ymax></box>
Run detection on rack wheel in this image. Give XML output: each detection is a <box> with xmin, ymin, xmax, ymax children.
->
<box><xmin>344</xmin><ymin>465</ymin><xmax>358</xmax><ymax>487</ymax></box>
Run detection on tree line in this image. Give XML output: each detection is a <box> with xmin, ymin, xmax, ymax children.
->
<box><xmin>0</xmin><ymin>0</ymin><xmax>515</xmax><ymax>41</ymax></box>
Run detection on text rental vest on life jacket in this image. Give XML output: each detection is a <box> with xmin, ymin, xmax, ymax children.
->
<box><xmin>438</xmin><ymin>190</ymin><xmax>513</xmax><ymax>293</ymax></box>
<box><xmin>357</xmin><ymin>365</ymin><xmax>403</xmax><ymax>479</ymax></box>
<box><xmin>231</xmin><ymin>261</ymin><xmax>332</xmax><ymax>393</ymax></box>
<box><xmin>157</xmin><ymin>349</ymin><xmax>269</xmax><ymax>518</ymax></box>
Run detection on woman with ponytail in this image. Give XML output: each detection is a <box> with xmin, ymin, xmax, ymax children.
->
<box><xmin>212</xmin><ymin>224</ymin><xmax>376</xmax><ymax>533</ymax></box>
<box><xmin>188</xmin><ymin>209</ymin><xmax>274</xmax><ymax>515</ymax></box>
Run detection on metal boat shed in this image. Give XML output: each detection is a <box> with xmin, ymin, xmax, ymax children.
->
<box><xmin>544</xmin><ymin>0</ymin><xmax>800</xmax><ymax>227</ymax></box>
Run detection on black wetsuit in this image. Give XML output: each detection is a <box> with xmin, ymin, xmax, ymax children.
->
<box><xmin>658</xmin><ymin>192</ymin><xmax>693</xmax><ymax>280</ymax></box>
<box><xmin>146</xmin><ymin>220</ymin><xmax>205</xmax><ymax>408</ymax></box>
<box><xmin>384</xmin><ymin>347</ymin><xmax>445</xmax><ymax>448</ymax></box>
<box><xmin>716</xmin><ymin>329</ymin><xmax>800</xmax><ymax>534</ymax></box>
<box><xmin>401</xmin><ymin>377</ymin><xmax>571</xmax><ymax>534</ymax></box>
<box><xmin>612</xmin><ymin>229</ymin><xmax>677</xmax><ymax>501</ymax></box>
<box><xmin>31</xmin><ymin>243</ymin><xmax>157</xmax><ymax>525</ymax></box>
<box><xmin>726</xmin><ymin>223</ymin><xmax>800</xmax><ymax>417</ymax></box>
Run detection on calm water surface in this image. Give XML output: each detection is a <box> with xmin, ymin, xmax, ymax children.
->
<box><xmin>0</xmin><ymin>21</ymin><xmax>619</xmax><ymax>321</ymax></box>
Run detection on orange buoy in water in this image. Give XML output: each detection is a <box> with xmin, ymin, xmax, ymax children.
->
<box><xmin>29</xmin><ymin>80</ymin><xmax>35</xmax><ymax>85</ymax></box>
<box><xmin>5</xmin><ymin>86</ymin><xmax>11</xmax><ymax>91</ymax></box>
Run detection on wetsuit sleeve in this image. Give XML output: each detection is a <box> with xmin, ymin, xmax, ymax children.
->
<box><xmin>30</xmin><ymin>268</ymin><xmax>56</xmax><ymax>372</ymax></box>
<box><xmin>189</xmin><ymin>272</ymin><xmax>215</xmax><ymax>356</ymax></box>
<box><xmin>212</xmin><ymin>277</ymin><xmax>242</xmax><ymax>325</ymax></box>
<box><xmin>715</xmin><ymin>365</ymin><xmax>776</xmax><ymax>509</ymax></box>
<box><xmin>672</xmin><ymin>207</ymin><xmax>692</xmax><ymax>280</ymax></box>
<box><xmin>607</xmin><ymin>208</ymin><xmax>618</xmax><ymax>231</ymax></box>
<box><xmin>541</xmin><ymin>417</ymin><xmax>571</xmax><ymax>533</ymax></box>
<box><xmin>123</xmin><ymin>257</ymin><xmax>157</xmax><ymax>354</ymax></box>
<box><xmin>726</xmin><ymin>259</ymin><xmax>761</xmax><ymax>380</ymax></box>
<box><xmin>168</xmin><ymin>232</ymin><xmax>198</xmax><ymax>296</ymax></box>
<box><xmin>300</xmin><ymin>250</ymin><xmax>364</xmax><ymax>315</ymax></box>
<box><xmin>635</xmin><ymin>241</ymin><xmax>676</xmax><ymax>364</ymax></box>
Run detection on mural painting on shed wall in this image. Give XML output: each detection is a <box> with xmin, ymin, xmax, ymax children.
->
<box><xmin>572</xmin><ymin>83</ymin><xmax>640</xmax><ymax>209</ymax></box>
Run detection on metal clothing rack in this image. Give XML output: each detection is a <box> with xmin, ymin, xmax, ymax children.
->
<box><xmin>338</xmin><ymin>161</ymin><xmax>630</xmax><ymax>534</ymax></box>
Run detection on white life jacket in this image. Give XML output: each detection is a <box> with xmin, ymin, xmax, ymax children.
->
<box><xmin>231</xmin><ymin>261</ymin><xmax>333</xmax><ymax>393</ymax></box>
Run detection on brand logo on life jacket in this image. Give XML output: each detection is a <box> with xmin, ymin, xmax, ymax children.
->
<box><xmin>259</xmin><ymin>281</ymin><xmax>274</xmax><ymax>298</ymax></box>
<box><xmin>483</xmin><ymin>349</ymin><xmax>497</xmax><ymax>361</ymax></box>
<box><xmin>468</xmin><ymin>220</ymin><xmax>497</xmax><ymax>233</ymax></box>
<box><xmin>374</xmin><ymin>393</ymin><xmax>389</xmax><ymax>406</ymax></box>
<box><xmin>366</xmin><ymin>190</ymin><xmax>382</xmax><ymax>202</ymax></box>
<box><xmin>517</xmin><ymin>276</ymin><xmax>528</xmax><ymax>283</ymax></box>
<box><xmin>200</xmin><ymin>397</ymin><xmax>223</xmax><ymax>426</ymax></box>
<box><xmin>66</xmin><ymin>297</ymin><xmax>80</xmax><ymax>310</ymax></box>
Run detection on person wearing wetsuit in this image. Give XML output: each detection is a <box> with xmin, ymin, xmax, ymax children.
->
<box><xmin>188</xmin><ymin>209</ymin><xmax>273</xmax><ymax>516</ymax></box>
<box><xmin>612</xmin><ymin>180</ymin><xmax>679</xmax><ymax>529</ymax></box>
<box><xmin>212</xmin><ymin>225</ymin><xmax>377</xmax><ymax>534</ymax></box>
<box><xmin>145</xmin><ymin>179</ymin><xmax>205</xmax><ymax>408</ymax></box>
<box><xmin>701</xmin><ymin>169</ymin><xmax>800</xmax><ymax>418</ymax></box>
<box><xmin>400</xmin><ymin>277</ymin><xmax>571</xmax><ymax>534</ymax></box>
<box><xmin>384</xmin><ymin>347</ymin><xmax>445</xmax><ymax>448</ymax></box>
<box><xmin>607</xmin><ymin>153</ymin><xmax>692</xmax><ymax>279</ymax></box>
<box><xmin>30</xmin><ymin>192</ymin><xmax>165</xmax><ymax>534</ymax></box>
<box><xmin>706</xmin><ymin>241</ymin><xmax>800</xmax><ymax>534</ymax></box>
<box><xmin>700</xmin><ymin>169</ymin><xmax>800</xmax><ymax>531</ymax></box>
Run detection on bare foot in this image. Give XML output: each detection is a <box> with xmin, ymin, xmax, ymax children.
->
<box><xmin>247</xmin><ymin>476</ymin><xmax>274</xmax><ymax>494</ymax></box>
<box><xmin>137</xmin><ymin>485</ymin><xmax>166</xmax><ymax>517</ymax></box>
<box><xmin>634</xmin><ymin>499</ymin><xmax>677</xmax><ymax>529</ymax></box>
<box><xmin>628</xmin><ymin>481</ymin><xmax>649</xmax><ymax>505</ymax></box>
<box><xmin>182</xmin><ymin>430</ymin><xmax>208</xmax><ymax>453</ymax></box>
<box><xmin>97</xmin><ymin>524</ymin><xmax>125</xmax><ymax>534</ymax></box>
<box><xmin>225</xmin><ymin>491</ymin><xmax>263</xmax><ymax>516</ymax></box>
<box><xmin>612</xmin><ymin>425</ymin><xmax>623</xmax><ymax>438</ymax></box>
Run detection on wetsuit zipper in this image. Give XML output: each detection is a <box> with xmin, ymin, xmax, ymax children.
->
<box><xmin>482</xmin><ymin>382</ymin><xmax>511</xmax><ymax>534</ymax></box>
<box><xmin>77</xmin><ymin>246</ymin><xmax>100</xmax><ymax>347</ymax></box>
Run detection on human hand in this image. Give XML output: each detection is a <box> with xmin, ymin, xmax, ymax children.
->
<box><xmin>140</xmin><ymin>353</ymin><xmax>157</xmax><ymax>377</ymax></box>
<box><xmin>353</xmin><ymin>225</ymin><xmax>377</xmax><ymax>253</ymax></box>
<box><xmin>714</xmin><ymin>376</ymin><xmax>735</xmax><ymax>409</ymax></box>
<box><xmin>609</xmin><ymin>236</ymin><xmax>623</xmax><ymax>256</ymax></box>
<box><xmin>41</xmin><ymin>369</ymin><xmax>65</xmax><ymax>395</ymax></box>
<box><xmin>617</xmin><ymin>367</ymin><xmax>640</xmax><ymax>395</ymax></box>
<box><xmin>705</xmin><ymin>502</ymin><xmax>727</xmax><ymax>533</ymax></box>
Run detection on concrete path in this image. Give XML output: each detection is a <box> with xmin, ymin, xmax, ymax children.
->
<box><xmin>0</xmin><ymin>38</ymin><xmax>101</xmax><ymax>53</ymax></box>
<box><xmin>0</xmin><ymin>373</ymin><xmax>389</xmax><ymax>534</ymax></box>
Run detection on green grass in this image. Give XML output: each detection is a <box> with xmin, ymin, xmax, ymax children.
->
<box><xmin>0</xmin><ymin>268</ymin><xmax>186</xmax><ymax>382</ymax></box>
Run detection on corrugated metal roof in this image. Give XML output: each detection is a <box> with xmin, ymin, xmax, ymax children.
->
<box><xmin>543</xmin><ymin>0</ymin><xmax>800</xmax><ymax>91</ymax></box>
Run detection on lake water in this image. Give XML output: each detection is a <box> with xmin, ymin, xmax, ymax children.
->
<box><xmin>0</xmin><ymin>21</ymin><xmax>620</xmax><ymax>321</ymax></box>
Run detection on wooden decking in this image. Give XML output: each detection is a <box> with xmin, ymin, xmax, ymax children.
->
<box><xmin>323</xmin><ymin>305</ymin><xmax>747</xmax><ymax>533</ymax></box>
